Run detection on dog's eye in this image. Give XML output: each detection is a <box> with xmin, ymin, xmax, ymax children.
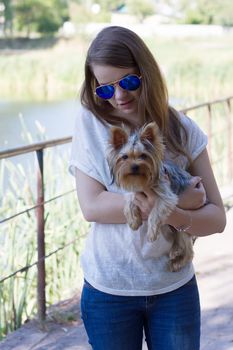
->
<box><xmin>122</xmin><ymin>154</ymin><xmax>128</xmax><ymax>160</ymax></box>
<box><xmin>140</xmin><ymin>153</ymin><xmax>147</xmax><ymax>160</ymax></box>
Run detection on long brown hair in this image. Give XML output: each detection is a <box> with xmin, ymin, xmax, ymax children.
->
<box><xmin>81</xmin><ymin>26</ymin><xmax>191</xmax><ymax>164</ymax></box>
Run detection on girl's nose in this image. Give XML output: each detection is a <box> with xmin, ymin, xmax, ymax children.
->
<box><xmin>114</xmin><ymin>84</ymin><xmax>127</xmax><ymax>99</ymax></box>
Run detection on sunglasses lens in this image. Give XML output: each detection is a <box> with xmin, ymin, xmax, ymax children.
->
<box><xmin>95</xmin><ymin>85</ymin><xmax>114</xmax><ymax>99</ymax></box>
<box><xmin>119</xmin><ymin>75</ymin><xmax>141</xmax><ymax>91</ymax></box>
<box><xmin>95</xmin><ymin>75</ymin><xmax>141</xmax><ymax>99</ymax></box>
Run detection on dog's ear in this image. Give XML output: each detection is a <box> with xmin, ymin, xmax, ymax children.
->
<box><xmin>109</xmin><ymin>127</ymin><xmax>128</xmax><ymax>150</ymax></box>
<box><xmin>140</xmin><ymin>122</ymin><xmax>159</xmax><ymax>144</ymax></box>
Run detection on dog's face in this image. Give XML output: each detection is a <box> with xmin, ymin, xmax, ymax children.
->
<box><xmin>108</xmin><ymin>122</ymin><xmax>165</xmax><ymax>191</ymax></box>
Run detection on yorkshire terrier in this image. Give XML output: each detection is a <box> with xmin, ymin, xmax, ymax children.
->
<box><xmin>107</xmin><ymin>122</ymin><xmax>194</xmax><ymax>272</ymax></box>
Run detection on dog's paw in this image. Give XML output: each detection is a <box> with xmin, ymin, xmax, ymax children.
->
<box><xmin>147</xmin><ymin>230</ymin><xmax>159</xmax><ymax>242</ymax></box>
<box><xmin>168</xmin><ymin>251</ymin><xmax>194</xmax><ymax>272</ymax></box>
<box><xmin>169</xmin><ymin>246</ymin><xmax>183</xmax><ymax>260</ymax></box>
<box><xmin>147</xmin><ymin>224</ymin><xmax>161</xmax><ymax>242</ymax></box>
<box><xmin>125</xmin><ymin>203</ymin><xmax>142</xmax><ymax>231</ymax></box>
<box><xmin>128</xmin><ymin>216</ymin><xmax>142</xmax><ymax>230</ymax></box>
<box><xmin>168</xmin><ymin>260</ymin><xmax>182</xmax><ymax>272</ymax></box>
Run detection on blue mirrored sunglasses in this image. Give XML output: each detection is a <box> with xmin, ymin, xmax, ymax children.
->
<box><xmin>95</xmin><ymin>74</ymin><xmax>142</xmax><ymax>100</ymax></box>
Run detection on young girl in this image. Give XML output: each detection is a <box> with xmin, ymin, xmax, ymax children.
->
<box><xmin>69</xmin><ymin>26</ymin><xmax>226</xmax><ymax>350</ymax></box>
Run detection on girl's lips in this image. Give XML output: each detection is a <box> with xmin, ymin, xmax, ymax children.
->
<box><xmin>119</xmin><ymin>99</ymin><xmax>134</xmax><ymax>106</ymax></box>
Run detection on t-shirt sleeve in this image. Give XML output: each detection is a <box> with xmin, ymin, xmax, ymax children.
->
<box><xmin>68</xmin><ymin>106</ymin><xmax>104</xmax><ymax>185</ymax></box>
<box><xmin>180</xmin><ymin>113</ymin><xmax>208</xmax><ymax>161</ymax></box>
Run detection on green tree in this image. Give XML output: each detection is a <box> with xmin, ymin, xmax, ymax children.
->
<box><xmin>213</xmin><ymin>0</ymin><xmax>233</xmax><ymax>26</ymax></box>
<box><xmin>126</xmin><ymin>0</ymin><xmax>154</xmax><ymax>23</ymax></box>
<box><xmin>183</xmin><ymin>0</ymin><xmax>233</xmax><ymax>25</ymax></box>
<box><xmin>95</xmin><ymin>0</ymin><xmax>124</xmax><ymax>12</ymax></box>
<box><xmin>184</xmin><ymin>0</ymin><xmax>220</xmax><ymax>24</ymax></box>
<box><xmin>160</xmin><ymin>0</ymin><xmax>233</xmax><ymax>26</ymax></box>
<box><xmin>14</xmin><ymin>0</ymin><xmax>69</xmax><ymax>36</ymax></box>
<box><xmin>0</xmin><ymin>0</ymin><xmax>13</xmax><ymax>36</ymax></box>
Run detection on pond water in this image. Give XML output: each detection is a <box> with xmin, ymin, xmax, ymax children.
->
<box><xmin>0</xmin><ymin>100</ymin><xmax>78</xmax><ymax>150</ymax></box>
<box><xmin>0</xmin><ymin>100</ymin><xmax>79</xmax><ymax>195</ymax></box>
<box><xmin>0</xmin><ymin>97</ymin><xmax>184</xmax><ymax>195</ymax></box>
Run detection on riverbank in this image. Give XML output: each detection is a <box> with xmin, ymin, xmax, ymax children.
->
<box><xmin>0</xmin><ymin>36</ymin><xmax>87</xmax><ymax>101</ymax></box>
<box><xmin>0</xmin><ymin>30</ymin><xmax>233</xmax><ymax>104</ymax></box>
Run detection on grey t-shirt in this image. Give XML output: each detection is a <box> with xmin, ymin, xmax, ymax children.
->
<box><xmin>69</xmin><ymin>105</ymin><xmax>208</xmax><ymax>296</ymax></box>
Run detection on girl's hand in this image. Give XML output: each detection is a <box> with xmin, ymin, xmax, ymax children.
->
<box><xmin>178</xmin><ymin>176</ymin><xmax>207</xmax><ymax>210</ymax></box>
<box><xmin>133</xmin><ymin>189</ymin><xmax>157</xmax><ymax>220</ymax></box>
<box><xmin>133</xmin><ymin>176</ymin><xmax>206</xmax><ymax>221</ymax></box>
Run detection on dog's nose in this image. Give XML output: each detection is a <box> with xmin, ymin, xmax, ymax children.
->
<box><xmin>131</xmin><ymin>164</ymin><xmax>139</xmax><ymax>173</ymax></box>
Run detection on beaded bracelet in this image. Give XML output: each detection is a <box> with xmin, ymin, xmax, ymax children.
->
<box><xmin>174</xmin><ymin>211</ymin><xmax>192</xmax><ymax>233</ymax></box>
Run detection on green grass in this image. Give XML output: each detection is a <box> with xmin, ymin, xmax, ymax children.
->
<box><xmin>0</xmin><ymin>121</ymin><xmax>89</xmax><ymax>339</ymax></box>
<box><xmin>0</xmin><ymin>37</ymin><xmax>87</xmax><ymax>101</ymax></box>
<box><xmin>144</xmin><ymin>35</ymin><xmax>233</xmax><ymax>106</ymax></box>
<box><xmin>183</xmin><ymin>102</ymin><xmax>233</xmax><ymax>187</ymax></box>
<box><xmin>0</xmin><ymin>33</ymin><xmax>233</xmax><ymax>103</ymax></box>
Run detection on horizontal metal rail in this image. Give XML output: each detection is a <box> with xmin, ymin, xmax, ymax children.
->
<box><xmin>0</xmin><ymin>136</ymin><xmax>72</xmax><ymax>160</ymax></box>
<box><xmin>181</xmin><ymin>95</ymin><xmax>233</xmax><ymax>113</ymax></box>
<box><xmin>0</xmin><ymin>236</ymin><xmax>81</xmax><ymax>284</ymax></box>
<box><xmin>0</xmin><ymin>189</ymin><xmax>76</xmax><ymax>224</ymax></box>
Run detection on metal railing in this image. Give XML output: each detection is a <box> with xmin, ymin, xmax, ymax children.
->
<box><xmin>181</xmin><ymin>96</ymin><xmax>233</xmax><ymax>179</ymax></box>
<box><xmin>0</xmin><ymin>96</ymin><xmax>232</xmax><ymax>322</ymax></box>
<box><xmin>0</xmin><ymin>137</ymin><xmax>73</xmax><ymax>322</ymax></box>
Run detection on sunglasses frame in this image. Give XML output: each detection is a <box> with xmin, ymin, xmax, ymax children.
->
<box><xmin>94</xmin><ymin>74</ymin><xmax>142</xmax><ymax>100</ymax></box>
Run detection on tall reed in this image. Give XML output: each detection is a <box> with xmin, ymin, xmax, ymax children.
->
<box><xmin>0</xmin><ymin>34</ymin><xmax>233</xmax><ymax>102</ymax></box>
<box><xmin>185</xmin><ymin>101</ymin><xmax>232</xmax><ymax>187</ymax></box>
<box><xmin>0</xmin><ymin>124</ymin><xmax>88</xmax><ymax>339</ymax></box>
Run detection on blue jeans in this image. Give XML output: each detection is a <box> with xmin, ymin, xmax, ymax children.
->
<box><xmin>81</xmin><ymin>276</ymin><xmax>200</xmax><ymax>350</ymax></box>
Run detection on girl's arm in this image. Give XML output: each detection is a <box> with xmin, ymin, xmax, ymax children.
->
<box><xmin>75</xmin><ymin>168</ymin><xmax>126</xmax><ymax>223</ymax></box>
<box><xmin>135</xmin><ymin>148</ymin><xmax>226</xmax><ymax>237</ymax></box>
<box><xmin>75</xmin><ymin>148</ymin><xmax>226</xmax><ymax>234</ymax></box>
<box><xmin>167</xmin><ymin>148</ymin><xmax>226</xmax><ymax>236</ymax></box>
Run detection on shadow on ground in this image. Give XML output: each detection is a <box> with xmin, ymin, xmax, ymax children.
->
<box><xmin>201</xmin><ymin>307</ymin><xmax>233</xmax><ymax>350</ymax></box>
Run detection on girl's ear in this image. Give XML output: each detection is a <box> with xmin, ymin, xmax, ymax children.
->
<box><xmin>109</xmin><ymin>127</ymin><xmax>128</xmax><ymax>150</ymax></box>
